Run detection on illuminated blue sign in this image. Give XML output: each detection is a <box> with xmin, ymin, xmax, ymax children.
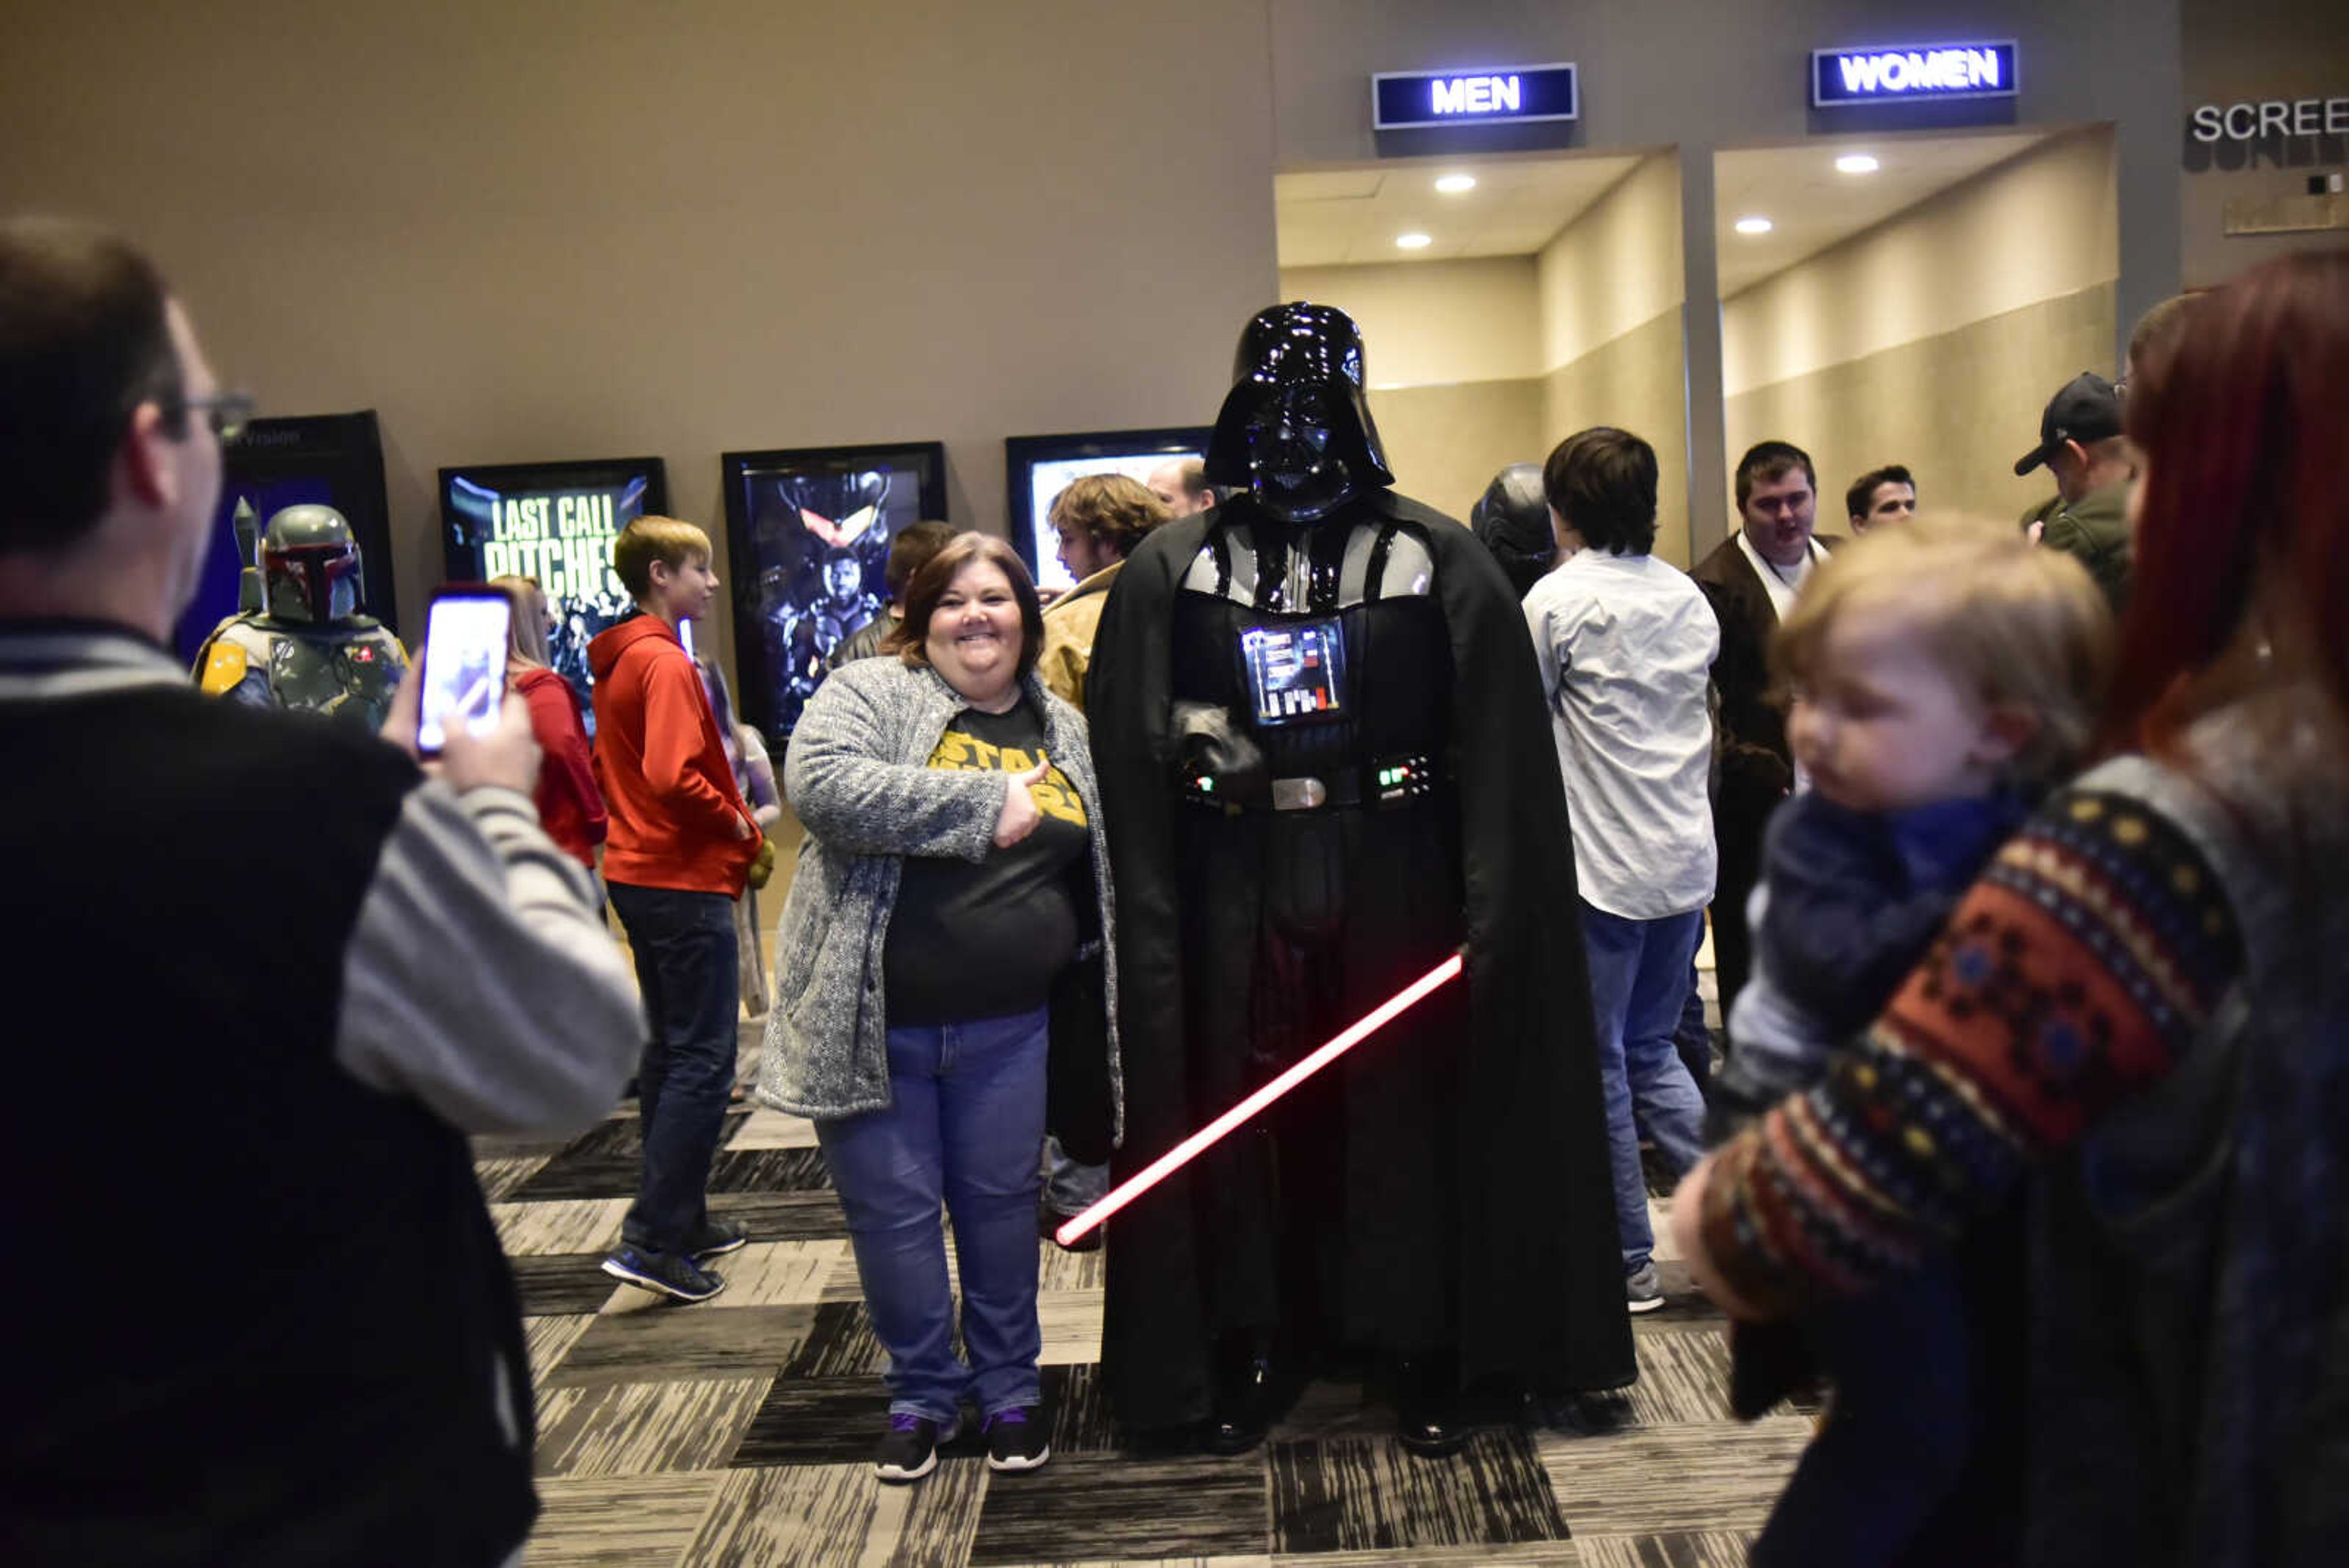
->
<box><xmin>1811</xmin><ymin>42</ymin><xmax>2019</xmax><ymax>108</ymax></box>
<box><xmin>1372</xmin><ymin>63</ymin><xmax>1579</xmax><ymax>131</ymax></box>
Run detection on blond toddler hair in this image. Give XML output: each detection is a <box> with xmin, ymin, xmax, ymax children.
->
<box><xmin>1773</xmin><ymin>515</ymin><xmax>2115</xmax><ymax>789</ymax></box>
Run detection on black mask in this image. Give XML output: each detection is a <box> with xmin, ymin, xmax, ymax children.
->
<box><xmin>1205</xmin><ymin>303</ymin><xmax>1393</xmax><ymax>524</ymax></box>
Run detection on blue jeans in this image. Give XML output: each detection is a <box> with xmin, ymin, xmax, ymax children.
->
<box><xmin>607</xmin><ymin>882</ymin><xmax>740</xmax><ymax>1255</ymax></box>
<box><xmin>1581</xmin><ymin>901</ymin><xmax>1708</xmax><ymax>1272</ymax></box>
<box><xmin>817</xmin><ymin>1006</ymin><xmax>1048</xmax><ymax>1424</ymax></box>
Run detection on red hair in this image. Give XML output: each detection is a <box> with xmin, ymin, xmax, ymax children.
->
<box><xmin>2102</xmin><ymin>250</ymin><xmax>2349</xmax><ymax>756</ymax></box>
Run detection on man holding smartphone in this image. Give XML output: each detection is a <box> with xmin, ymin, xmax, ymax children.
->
<box><xmin>0</xmin><ymin>217</ymin><xmax>642</xmax><ymax>1567</ymax></box>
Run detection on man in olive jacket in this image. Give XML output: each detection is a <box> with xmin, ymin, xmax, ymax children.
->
<box><xmin>2016</xmin><ymin>372</ymin><xmax>2134</xmax><ymax>615</ymax></box>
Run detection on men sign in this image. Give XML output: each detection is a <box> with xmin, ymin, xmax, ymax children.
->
<box><xmin>1372</xmin><ymin>62</ymin><xmax>1579</xmax><ymax>131</ymax></box>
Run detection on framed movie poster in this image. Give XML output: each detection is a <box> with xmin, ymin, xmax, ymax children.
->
<box><xmin>439</xmin><ymin>455</ymin><xmax>669</xmax><ymax>723</ymax></box>
<box><xmin>1005</xmin><ymin>426</ymin><xmax>1210</xmax><ymax>591</ymax></box>
<box><xmin>173</xmin><ymin>411</ymin><xmax>398</xmax><ymax>666</ymax></box>
<box><xmin>722</xmin><ymin>440</ymin><xmax>948</xmax><ymax>747</ymax></box>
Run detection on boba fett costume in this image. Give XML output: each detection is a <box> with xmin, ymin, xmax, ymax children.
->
<box><xmin>194</xmin><ymin>505</ymin><xmax>406</xmax><ymax>730</ymax></box>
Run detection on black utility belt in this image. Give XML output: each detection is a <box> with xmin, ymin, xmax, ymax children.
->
<box><xmin>1182</xmin><ymin>752</ymin><xmax>1442</xmax><ymax>814</ymax></box>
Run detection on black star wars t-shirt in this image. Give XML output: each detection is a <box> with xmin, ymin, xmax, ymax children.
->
<box><xmin>883</xmin><ymin>698</ymin><xmax>1090</xmax><ymax>1027</ymax></box>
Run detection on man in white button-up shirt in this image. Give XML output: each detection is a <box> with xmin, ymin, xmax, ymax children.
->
<box><xmin>1523</xmin><ymin>426</ymin><xmax>1719</xmax><ymax>1313</ymax></box>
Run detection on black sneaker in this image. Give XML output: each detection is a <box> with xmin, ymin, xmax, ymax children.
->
<box><xmin>984</xmin><ymin>1406</ymin><xmax>1050</xmax><ymax>1473</ymax></box>
<box><xmin>683</xmin><ymin>1217</ymin><xmax>749</xmax><ymax>1260</ymax></box>
<box><xmin>874</xmin><ymin>1412</ymin><xmax>956</xmax><ymax>1483</ymax></box>
<box><xmin>600</xmin><ymin>1245</ymin><xmax>725</xmax><ymax>1304</ymax></box>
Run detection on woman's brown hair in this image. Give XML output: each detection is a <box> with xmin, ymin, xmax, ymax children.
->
<box><xmin>2105</xmin><ymin>250</ymin><xmax>2349</xmax><ymax>756</ymax></box>
<box><xmin>883</xmin><ymin>532</ymin><xmax>1047</xmax><ymax>685</ymax></box>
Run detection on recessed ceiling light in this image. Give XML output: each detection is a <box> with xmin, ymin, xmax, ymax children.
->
<box><xmin>1434</xmin><ymin>173</ymin><xmax>1477</xmax><ymax>194</ymax></box>
<box><xmin>1836</xmin><ymin>154</ymin><xmax>1880</xmax><ymax>174</ymax></box>
<box><xmin>1734</xmin><ymin>216</ymin><xmax>1774</xmax><ymax>236</ymax></box>
<box><xmin>1396</xmin><ymin>231</ymin><xmax>1433</xmax><ymax>249</ymax></box>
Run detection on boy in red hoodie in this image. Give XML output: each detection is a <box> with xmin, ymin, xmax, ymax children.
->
<box><xmin>591</xmin><ymin>517</ymin><xmax>763</xmax><ymax>1302</ymax></box>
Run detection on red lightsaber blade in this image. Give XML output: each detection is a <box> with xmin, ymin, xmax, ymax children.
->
<box><xmin>1053</xmin><ymin>949</ymin><xmax>1464</xmax><ymax>1247</ymax></box>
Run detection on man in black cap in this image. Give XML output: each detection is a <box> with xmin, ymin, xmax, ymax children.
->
<box><xmin>2016</xmin><ymin>371</ymin><xmax>2134</xmax><ymax>613</ymax></box>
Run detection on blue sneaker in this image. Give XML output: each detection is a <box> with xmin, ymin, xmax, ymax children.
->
<box><xmin>984</xmin><ymin>1405</ymin><xmax>1050</xmax><ymax>1473</ymax></box>
<box><xmin>599</xmin><ymin>1245</ymin><xmax>725</xmax><ymax>1304</ymax></box>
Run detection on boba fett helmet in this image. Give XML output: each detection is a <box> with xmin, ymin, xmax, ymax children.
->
<box><xmin>261</xmin><ymin>504</ymin><xmax>365</xmax><ymax>625</ymax></box>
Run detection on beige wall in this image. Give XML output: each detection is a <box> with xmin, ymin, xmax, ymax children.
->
<box><xmin>0</xmin><ymin>0</ymin><xmax>1278</xmax><ymax>682</ymax></box>
<box><xmin>1280</xmin><ymin>157</ymin><xmax>1694</xmax><ymax>560</ymax></box>
<box><xmin>1723</xmin><ymin>127</ymin><xmax>2120</xmax><ymax>527</ymax></box>
<box><xmin>1280</xmin><ymin>257</ymin><xmax>1541</xmax><ymax>385</ymax></box>
<box><xmin>1279</xmin><ymin>256</ymin><xmax>1545</xmax><ymax>519</ymax></box>
<box><xmin>1727</xmin><ymin>284</ymin><xmax>2117</xmax><ymax>526</ymax></box>
<box><xmin>1535</xmin><ymin>157</ymin><xmax>1693</xmax><ymax>565</ymax></box>
<box><xmin>1537</xmin><ymin>157</ymin><xmax>1685</xmax><ymax>371</ymax></box>
<box><xmin>2178</xmin><ymin>0</ymin><xmax>2349</xmax><ymax>288</ymax></box>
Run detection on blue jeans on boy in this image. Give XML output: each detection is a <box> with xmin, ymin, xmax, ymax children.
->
<box><xmin>1580</xmin><ymin>901</ymin><xmax>1709</xmax><ymax>1273</ymax></box>
<box><xmin>608</xmin><ymin>882</ymin><xmax>740</xmax><ymax>1256</ymax></box>
<box><xmin>817</xmin><ymin>1006</ymin><xmax>1048</xmax><ymax>1425</ymax></box>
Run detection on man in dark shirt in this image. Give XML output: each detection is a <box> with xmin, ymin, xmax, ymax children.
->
<box><xmin>0</xmin><ymin>216</ymin><xmax>640</xmax><ymax>1566</ymax></box>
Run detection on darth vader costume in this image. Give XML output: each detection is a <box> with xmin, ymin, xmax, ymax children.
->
<box><xmin>1083</xmin><ymin>304</ymin><xmax>1632</xmax><ymax>1455</ymax></box>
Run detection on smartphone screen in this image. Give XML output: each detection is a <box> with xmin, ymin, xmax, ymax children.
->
<box><xmin>418</xmin><ymin>590</ymin><xmax>513</xmax><ymax>754</ymax></box>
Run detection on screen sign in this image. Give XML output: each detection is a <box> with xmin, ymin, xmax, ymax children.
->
<box><xmin>1811</xmin><ymin>42</ymin><xmax>2018</xmax><ymax>108</ymax></box>
<box><xmin>1372</xmin><ymin>63</ymin><xmax>1578</xmax><ymax>131</ymax></box>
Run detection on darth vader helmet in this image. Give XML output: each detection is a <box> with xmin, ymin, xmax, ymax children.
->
<box><xmin>1203</xmin><ymin>302</ymin><xmax>1394</xmax><ymax>524</ymax></box>
<box><xmin>261</xmin><ymin>504</ymin><xmax>365</xmax><ymax>625</ymax></box>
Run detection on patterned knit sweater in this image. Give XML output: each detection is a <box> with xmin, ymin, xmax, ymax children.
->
<box><xmin>1698</xmin><ymin>775</ymin><xmax>2244</xmax><ymax>1317</ymax></box>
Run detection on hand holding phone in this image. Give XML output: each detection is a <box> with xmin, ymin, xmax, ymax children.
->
<box><xmin>418</xmin><ymin>587</ymin><xmax>513</xmax><ymax>756</ymax></box>
<box><xmin>380</xmin><ymin>635</ymin><xmax>541</xmax><ymax>797</ymax></box>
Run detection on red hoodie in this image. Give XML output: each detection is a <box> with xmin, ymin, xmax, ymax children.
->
<box><xmin>588</xmin><ymin>616</ymin><xmax>758</xmax><ymax>896</ymax></box>
<box><xmin>513</xmin><ymin>666</ymin><xmax>606</xmax><ymax>869</ymax></box>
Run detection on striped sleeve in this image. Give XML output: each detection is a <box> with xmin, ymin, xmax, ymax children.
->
<box><xmin>1699</xmin><ymin>783</ymin><xmax>2245</xmax><ymax>1317</ymax></box>
<box><xmin>333</xmin><ymin>782</ymin><xmax>645</xmax><ymax>1135</ymax></box>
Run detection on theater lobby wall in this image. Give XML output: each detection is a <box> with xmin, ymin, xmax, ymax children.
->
<box><xmin>2</xmin><ymin>0</ymin><xmax>2188</xmax><ymax>655</ymax></box>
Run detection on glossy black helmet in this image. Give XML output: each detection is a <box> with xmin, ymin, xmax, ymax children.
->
<box><xmin>1204</xmin><ymin>302</ymin><xmax>1394</xmax><ymax>521</ymax></box>
<box><xmin>1469</xmin><ymin>463</ymin><xmax>1554</xmax><ymax>600</ymax></box>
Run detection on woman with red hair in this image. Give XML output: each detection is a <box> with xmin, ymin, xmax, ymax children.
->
<box><xmin>1675</xmin><ymin>249</ymin><xmax>2349</xmax><ymax>1567</ymax></box>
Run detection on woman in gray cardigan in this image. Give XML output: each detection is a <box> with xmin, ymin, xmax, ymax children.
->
<box><xmin>757</xmin><ymin>533</ymin><xmax>1119</xmax><ymax>1485</ymax></box>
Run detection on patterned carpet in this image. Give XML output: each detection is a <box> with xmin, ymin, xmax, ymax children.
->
<box><xmin>481</xmin><ymin>1024</ymin><xmax>1812</xmax><ymax>1566</ymax></box>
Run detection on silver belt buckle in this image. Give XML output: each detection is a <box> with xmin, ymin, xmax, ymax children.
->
<box><xmin>1271</xmin><ymin>776</ymin><xmax>1328</xmax><ymax>811</ymax></box>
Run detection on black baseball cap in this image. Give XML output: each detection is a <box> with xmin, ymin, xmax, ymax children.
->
<box><xmin>2014</xmin><ymin>372</ymin><xmax>2124</xmax><ymax>476</ymax></box>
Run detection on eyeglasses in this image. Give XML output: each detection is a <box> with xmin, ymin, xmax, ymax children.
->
<box><xmin>165</xmin><ymin>391</ymin><xmax>256</xmax><ymax>444</ymax></box>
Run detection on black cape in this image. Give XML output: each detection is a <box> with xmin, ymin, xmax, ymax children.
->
<box><xmin>1086</xmin><ymin>492</ymin><xmax>1636</xmax><ymax>1429</ymax></box>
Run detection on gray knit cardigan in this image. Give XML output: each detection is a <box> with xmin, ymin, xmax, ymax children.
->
<box><xmin>755</xmin><ymin>654</ymin><xmax>1121</xmax><ymax>1137</ymax></box>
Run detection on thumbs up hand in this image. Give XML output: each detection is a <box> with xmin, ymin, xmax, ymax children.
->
<box><xmin>993</xmin><ymin>755</ymin><xmax>1052</xmax><ymax>847</ymax></box>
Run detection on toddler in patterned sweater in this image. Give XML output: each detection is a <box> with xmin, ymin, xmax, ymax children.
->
<box><xmin>1708</xmin><ymin>518</ymin><xmax>2112</xmax><ymax>1567</ymax></box>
